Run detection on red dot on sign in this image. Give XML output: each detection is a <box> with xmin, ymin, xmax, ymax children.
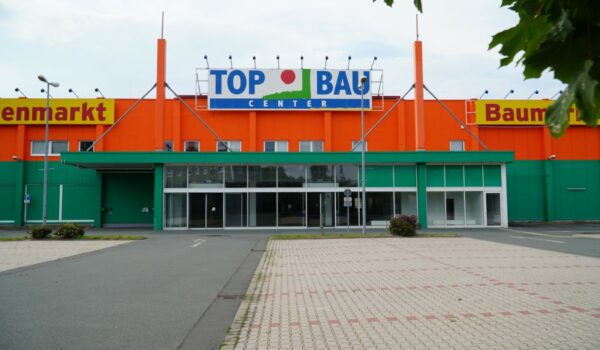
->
<box><xmin>281</xmin><ymin>70</ymin><xmax>295</xmax><ymax>84</ymax></box>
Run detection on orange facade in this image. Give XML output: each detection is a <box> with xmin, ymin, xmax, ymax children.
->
<box><xmin>1</xmin><ymin>96</ymin><xmax>598</xmax><ymax>162</ymax></box>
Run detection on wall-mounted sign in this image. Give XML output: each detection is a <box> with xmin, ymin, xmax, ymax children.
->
<box><xmin>0</xmin><ymin>99</ymin><xmax>114</xmax><ymax>125</ymax></box>
<box><xmin>475</xmin><ymin>100</ymin><xmax>585</xmax><ymax>126</ymax></box>
<box><xmin>208</xmin><ymin>69</ymin><xmax>371</xmax><ymax>110</ymax></box>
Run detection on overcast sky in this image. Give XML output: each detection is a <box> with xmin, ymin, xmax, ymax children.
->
<box><xmin>0</xmin><ymin>0</ymin><xmax>565</xmax><ymax>100</ymax></box>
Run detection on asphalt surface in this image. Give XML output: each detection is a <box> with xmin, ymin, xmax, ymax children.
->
<box><xmin>0</xmin><ymin>224</ymin><xmax>598</xmax><ymax>350</ymax></box>
<box><xmin>0</xmin><ymin>230</ymin><xmax>269</xmax><ymax>350</ymax></box>
<box><xmin>450</xmin><ymin>223</ymin><xmax>600</xmax><ymax>258</ymax></box>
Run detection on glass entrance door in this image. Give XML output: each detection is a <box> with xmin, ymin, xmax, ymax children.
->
<box><xmin>307</xmin><ymin>193</ymin><xmax>334</xmax><ymax>227</ymax></box>
<box><xmin>189</xmin><ymin>193</ymin><xmax>223</xmax><ymax>228</ymax></box>
<box><xmin>486</xmin><ymin>193</ymin><xmax>501</xmax><ymax>226</ymax></box>
<box><xmin>225</xmin><ymin>193</ymin><xmax>247</xmax><ymax>227</ymax></box>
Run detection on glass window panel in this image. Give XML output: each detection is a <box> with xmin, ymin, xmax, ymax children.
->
<box><xmin>188</xmin><ymin>166</ymin><xmax>223</xmax><ymax>188</ymax></box>
<box><xmin>189</xmin><ymin>193</ymin><xmax>206</xmax><ymax>228</ymax></box>
<box><xmin>445</xmin><ymin>165</ymin><xmax>464</xmax><ymax>187</ymax></box>
<box><xmin>165</xmin><ymin>166</ymin><xmax>187</xmax><ymax>188</ymax></box>
<box><xmin>264</xmin><ymin>141</ymin><xmax>275</xmax><ymax>152</ymax></box>
<box><xmin>299</xmin><ymin>141</ymin><xmax>311</xmax><ymax>152</ymax></box>
<box><xmin>226</xmin><ymin>193</ymin><xmax>247</xmax><ymax>227</ymax></box>
<box><xmin>79</xmin><ymin>141</ymin><xmax>94</xmax><ymax>152</ymax></box>
<box><xmin>276</xmin><ymin>141</ymin><xmax>288</xmax><ymax>152</ymax></box>
<box><xmin>312</xmin><ymin>141</ymin><xmax>323</xmax><ymax>152</ymax></box>
<box><xmin>248</xmin><ymin>193</ymin><xmax>276</xmax><ymax>227</ymax></box>
<box><xmin>278</xmin><ymin>165</ymin><xmax>305</xmax><ymax>187</ymax></box>
<box><xmin>51</xmin><ymin>141</ymin><xmax>68</xmax><ymax>154</ymax></box>
<box><xmin>164</xmin><ymin>193</ymin><xmax>187</xmax><ymax>228</ymax></box>
<box><xmin>394</xmin><ymin>192</ymin><xmax>417</xmax><ymax>216</ymax></box>
<box><xmin>427</xmin><ymin>192</ymin><xmax>445</xmax><ymax>226</ymax></box>
<box><xmin>31</xmin><ymin>141</ymin><xmax>45</xmax><ymax>155</ymax></box>
<box><xmin>336</xmin><ymin>165</ymin><xmax>358</xmax><ymax>187</ymax></box>
<box><xmin>308</xmin><ymin>165</ymin><xmax>334</xmax><ymax>187</ymax></box>
<box><xmin>184</xmin><ymin>141</ymin><xmax>199</xmax><ymax>152</ymax></box>
<box><xmin>217</xmin><ymin>141</ymin><xmax>241</xmax><ymax>152</ymax></box>
<box><xmin>278</xmin><ymin>193</ymin><xmax>305</xmax><ymax>226</ymax></box>
<box><xmin>446</xmin><ymin>191</ymin><xmax>465</xmax><ymax>226</ymax></box>
<box><xmin>450</xmin><ymin>140</ymin><xmax>464</xmax><ymax>151</ymax></box>
<box><xmin>352</xmin><ymin>140</ymin><xmax>367</xmax><ymax>152</ymax></box>
<box><xmin>249</xmin><ymin>165</ymin><xmax>276</xmax><ymax>188</ymax></box>
<box><xmin>225</xmin><ymin>166</ymin><xmax>247</xmax><ymax>188</ymax></box>
<box><xmin>337</xmin><ymin>192</ymin><xmax>359</xmax><ymax>226</ymax></box>
<box><xmin>465</xmin><ymin>191</ymin><xmax>484</xmax><ymax>225</ymax></box>
<box><xmin>366</xmin><ymin>192</ymin><xmax>393</xmax><ymax>225</ymax></box>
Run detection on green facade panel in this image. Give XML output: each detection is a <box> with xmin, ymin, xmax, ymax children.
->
<box><xmin>445</xmin><ymin>165</ymin><xmax>464</xmax><ymax>187</ymax></box>
<box><xmin>24</xmin><ymin>184</ymin><xmax>60</xmax><ymax>222</ymax></box>
<box><xmin>506</xmin><ymin>161</ymin><xmax>546</xmax><ymax>221</ymax></box>
<box><xmin>394</xmin><ymin>165</ymin><xmax>416</xmax><ymax>187</ymax></box>
<box><xmin>483</xmin><ymin>165</ymin><xmax>502</xmax><ymax>187</ymax></box>
<box><xmin>464</xmin><ymin>165</ymin><xmax>483</xmax><ymax>187</ymax></box>
<box><xmin>62</xmin><ymin>185</ymin><xmax>99</xmax><ymax>221</ymax></box>
<box><xmin>0</xmin><ymin>185</ymin><xmax>16</xmax><ymax>221</ymax></box>
<box><xmin>361</xmin><ymin>166</ymin><xmax>393</xmax><ymax>187</ymax></box>
<box><xmin>552</xmin><ymin>161</ymin><xmax>600</xmax><ymax>220</ymax></box>
<box><xmin>426</xmin><ymin>165</ymin><xmax>444</xmax><ymax>187</ymax></box>
<box><xmin>102</xmin><ymin>173</ymin><xmax>154</xmax><ymax>225</ymax></box>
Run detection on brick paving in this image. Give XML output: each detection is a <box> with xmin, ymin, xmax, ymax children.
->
<box><xmin>222</xmin><ymin>237</ymin><xmax>600</xmax><ymax>349</ymax></box>
<box><xmin>0</xmin><ymin>241</ymin><xmax>130</xmax><ymax>272</ymax></box>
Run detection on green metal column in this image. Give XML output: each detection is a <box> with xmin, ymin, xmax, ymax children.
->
<box><xmin>416</xmin><ymin>163</ymin><xmax>428</xmax><ymax>229</ymax></box>
<box><xmin>93</xmin><ymin>172</ymin><xmax>103</xmax><ymax>228</ymax></box>
<box><xmin>153</xmin><ymin>164</ymin><xmax>164</xmax><ymax>231</ymax></box>
<box><xmin>14</xmin><ymin>161</ymin><xmax>25</xmax><ymax>226</ymax></box>
<box><xmin>544</xmin><ymin>160</ymin><xmax>555</xmax><ymax>222</ymax></box>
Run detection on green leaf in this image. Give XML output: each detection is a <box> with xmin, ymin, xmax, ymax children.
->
<box><xmin>546</xmin><ymin>60</ymin><xmax>599</xmax><ymax>137</ymax></box>
<box><xmin>373</xmin><ymin>0</ymin><xmax>422</xmax><ymax>12</ymax></box>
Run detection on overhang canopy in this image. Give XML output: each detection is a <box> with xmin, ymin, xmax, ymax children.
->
<box><xmin>61</xmin><ymin>151</ymin><xmax>514</xmax><ymax>171</ymax></box>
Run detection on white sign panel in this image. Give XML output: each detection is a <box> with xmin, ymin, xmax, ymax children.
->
<box><xmin>208</xmin><ymin>69</ymin><xmax>372</xmax><ymax>110</ymax></box>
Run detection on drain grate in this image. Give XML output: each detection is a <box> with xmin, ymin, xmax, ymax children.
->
<box><xmin>218</xmin><ymin>294</ymin><xmax>242</xmax><ymax>300</ymax></box>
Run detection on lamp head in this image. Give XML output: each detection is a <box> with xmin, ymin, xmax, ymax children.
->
<box><xmin>95</xmin><ymin>88</ymin><xmax>99</xmax><ymax>92</ymax></box>
<box><xmin>49</xmin><ymin>82</ymin><xmax>59</xmax><ymax>88</ymax></box>
<box><xmin>38</xmin><ymin>75</ymin><xmax>47</xmax><ymax>83</ymax></box>
<box><xmin>360</xmin><ymin>76</ymin><xmax>368</xmax><ymax>84</ymax></box>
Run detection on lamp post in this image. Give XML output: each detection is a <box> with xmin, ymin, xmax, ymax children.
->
<box><xmin>37</xmin><ymin>75</ymin><xmax>59</xmax><ymax>226</ymax></box>
<box><xmin>358</xmin><ymin>75</ymin><xmax>368</xmax><ymax>234</ymax></box>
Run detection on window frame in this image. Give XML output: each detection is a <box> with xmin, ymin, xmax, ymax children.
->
<box><xmin>184</xmin><ymin>140</ymin><xmax>200</xmax><ymax>152</ymax></box>
<box><xmin>299</xmin><ymin>140</ymin><xmax>323</xmax><ymax>152</ymax></box>
<box><xmin>31</xmin><ymin>140</ymin><xmax>69</xmax><ymax>156</ymax></box>
<box><xmin>217</xmin><ymin>140</ymin><xmax>242</xmax><ymax>152</ymax></box>
<box><xmin>450</xmin><ymin>140</ymin><xmax>465</xmax><ymax>152</ymax></box>
<box><xmin>351</xmin><ymin>140</ymin><xmax>368</xmax><ymax>152</ymax></box>
<box><xmin>78</xmin><ymin>140</ymin><xmax>94</xmax><ymax>152</ymax></box>
<box><xmin>264</xmin><ymin>140</ymin><xmax>288</xmax><ymax>152</ymax></box>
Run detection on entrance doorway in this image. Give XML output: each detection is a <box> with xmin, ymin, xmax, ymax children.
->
<box><xmin>307</xmin><ymin>193</ymin><xmax>334</xmax><ymax>227</ymax></box>
<box><xmin>189</xmin><ymin>193</ymin><xmax>223</xmax><ymax>228</ymax></box>
<box><xmin>486</xmin><ymin>193</ymin><xmax>501</xmax><ymax>226</ymax></box>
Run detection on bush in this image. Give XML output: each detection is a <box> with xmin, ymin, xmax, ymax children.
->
<box><xmin>28</xmin><ymin>225</ymin><xmax>52</xmax><ymax>240</ymax></box>
<box><xmin>54</xmin><ymin>223</ymin><xmax>85</xmax><ymax>239</ymax></box>
<box><xmin>388</xmin><ymin>215</ymin><xmax>418</xmax><ymax>237</ymax></box>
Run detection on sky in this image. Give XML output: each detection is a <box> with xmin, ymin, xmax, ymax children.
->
<box><xmin>0</xmin><ymin>0</ymin><xmax>565</xmax><ymax>100</ymax></box>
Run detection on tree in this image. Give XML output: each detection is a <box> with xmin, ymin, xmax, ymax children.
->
<box><xmin>374</xmin><ymin>0</ymin><xmax>599</xmax><ymax>137</ymax></box>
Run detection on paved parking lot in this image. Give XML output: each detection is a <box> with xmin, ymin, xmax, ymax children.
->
<box><xmin>223</xmin><ymin>237</ymin><xmax>600</xmax><ymax>350</ymax></box>
<box><xmin>0</xmin><ymin>240</ymin><xmax>130</xmax><ymax>272</ymax></box>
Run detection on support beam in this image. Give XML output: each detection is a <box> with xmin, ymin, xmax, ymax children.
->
<box><xmin>155</xmin><ymin>38</ymin><xmax>166</xmax><ymax>152</ymax></box>
<box><xmin>416</xmin><ymin>163</ymin><xmax>428</xmax><ymax>228</ymax></box>
<box><xmin>14</xmin><ymin>161</ymin><xmax>25</xmax><ymax>226</ymax></box>
<box><xmin>414</xmin><ymin>41</ymin><xmax>425</xmax><ymax>151</ymax></box>
<box><xmin>153</xmin><ymin>164</ymin><xmax>164</xmax><ymax>231</ymax></box>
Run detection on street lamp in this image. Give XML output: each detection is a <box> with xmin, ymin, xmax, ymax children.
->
<box><xmin>38</xmin><ymin>74</ymin><xmax>59</xmax><ymax>226</ymax></box>
<box><xmin>358</xmin><ymin>75</ymin><xmax>368</xmax><ymax>234</ymax></box>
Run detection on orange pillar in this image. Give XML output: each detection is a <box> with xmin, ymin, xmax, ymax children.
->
<box><xmin>249</xmin><ymin>111</ymin><xmax>257</xmax><ymax>151</ymax></box>
<box><xmin>414</xmin><ymin>40</ymin><xmax>425</xmax><ymax>151</ymax></box>
<box><xmin>155</xmin><ymin>38</ymin><xmax>166</xmax><ymax>151</ymax></box>
<box><xmin>324</xmin><ymin>112</ymin><xmax>332</xmax><ymax>151</ymax></box>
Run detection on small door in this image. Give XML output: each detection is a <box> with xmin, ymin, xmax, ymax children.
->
<box><xmin>189</xmin><ymin>193</ymin><xmax>223</xmax><ymax>228</ymax></box>
<box><xmin>486</xmin><ymin>193</ymin><xmax>501</xmax><ymax>226</ymax></box>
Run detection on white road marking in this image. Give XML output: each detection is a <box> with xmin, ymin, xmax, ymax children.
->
<box><xmin>510</xmin><ymin>235</ymin><xmax>565</xmax><ymax>244</ymax></box>
<box><xmin>500</xmin><ymin>227</ymin><xmax>572</xmax><ymax>238</ymax></box>
<box><xmin>191</xmin><ymin>239</ymin><xmax>206</xmax><ymax>248</ymax></box>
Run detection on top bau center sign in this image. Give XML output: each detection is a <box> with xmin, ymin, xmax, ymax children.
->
<box><xmin>208</xmin><ymin>69</ymin><xmax>371</xmax><ymax>110</ymax></box>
